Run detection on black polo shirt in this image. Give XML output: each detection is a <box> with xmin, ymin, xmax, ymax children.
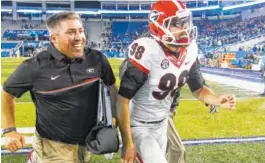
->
<box><xmin>3</xmin><ymin>44</ymin><xmax>116</xmax><ymax>144</ymax></box>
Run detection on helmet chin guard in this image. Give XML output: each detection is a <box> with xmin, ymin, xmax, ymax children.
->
<box><xmin>161</xmin><ymin>25</ymin><xmax>197</xmax><ymax>46</ymax></box>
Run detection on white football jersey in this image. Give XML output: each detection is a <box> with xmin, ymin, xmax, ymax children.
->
<box><xmin>127</xmin><ymin>37</ymin><xmax>199</xmax><ymax>122</ymax></box>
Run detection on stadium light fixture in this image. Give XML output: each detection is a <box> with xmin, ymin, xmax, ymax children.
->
<box><xmin>17</xmin><ymin>9</ymin><xmax>42</xmax><ymax>13</ymax></box>
<box><xmin>1</xmin><ymin>8</ymin><xmax>12</xmax><ymax>12</ymax></box>
<box><xmin>99</xmin><ymin>10</ymin><xmax>150</xmax><ymax>14</ymax></box>
<box><xmin>223</xmin><ymin>0</ymin><xmax>265</xmax><ymax>11</ymax></box>
<box><xmin>76</xmin><ymin>11</ymin><xmax>100</xmax><ymax>15</ymax></box>
<box><xmin>189</xmin><ymin>5</ymin><xmax>220</xmax><ymax>11</ymax></box>
<box><xmin>46</xmin><ymin>10</ymin><xmax>67</xmax><ymax>14</ymax></box>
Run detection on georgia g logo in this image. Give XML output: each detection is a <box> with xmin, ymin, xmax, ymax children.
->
<box><xmin>161</xmin><ymin>59</ymin><xmax>169</xmax><ymax>69</ymax></box>
<box><xmin>149</xmin><ymin>10</ymin><xmax>159</xmax><ymax>23</ymax></box>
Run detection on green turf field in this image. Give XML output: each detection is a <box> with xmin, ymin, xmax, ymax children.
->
<box><xmin>2</xmin><ymin>142</ymin><xmax>265</xmax><ymax>163</ymax></box>
<box><xmin>9</xmin><ymin>98</ymin><xmax>265</xmax><ymax>138</ymax></box>
<box><xmin>1</xmin><ymin>58</ymin><xmax>265</xmax><ymax>163</ymax></box>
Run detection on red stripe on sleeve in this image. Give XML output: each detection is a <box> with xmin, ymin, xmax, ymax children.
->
<box><xmin>130</xmin><ymin>59</ymin><xmax>150</xmax><ymax>75</ymax></box>
<box><xmin>136</xmin><ymin>153</ymin><xmax>144</xmax><ymax>163</ymax></box>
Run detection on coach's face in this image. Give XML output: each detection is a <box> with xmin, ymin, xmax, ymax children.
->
<box><xmin>51</xmin><ymin>19</ymin><xmax>86</xmax><ymax>58</ymax></box>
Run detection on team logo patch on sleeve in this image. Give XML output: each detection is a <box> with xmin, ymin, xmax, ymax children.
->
<box><xmin>86</xmin><ymin>68</ymin><xmax>95</xmax><ymax>74</ymax></box>
<box><xmin>161</xmin><ymin>59</ymin><xmax>169</xmax><ymax>69</ymax></box>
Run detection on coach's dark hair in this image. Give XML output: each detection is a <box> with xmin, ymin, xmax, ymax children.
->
<box><xmin>45</xmin><ymin>11</ymin><xmax>82</xmax><ymax>34</ymax></box>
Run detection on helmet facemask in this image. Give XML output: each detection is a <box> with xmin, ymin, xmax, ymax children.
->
<box><xmin>159</xmin><ymin>10</ymin><xmax>197</xmax><ymax>47</ymax></box>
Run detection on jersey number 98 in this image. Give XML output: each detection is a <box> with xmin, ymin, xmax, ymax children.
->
<box><xmin>130</xmin><ymin>43</ymin><xmax>145</xmax><ymax>60</ymax></box>
<box><xmin>152</xmin><ymin>70</ymin><xmax>189</xmax><ymax>100</ymax></box>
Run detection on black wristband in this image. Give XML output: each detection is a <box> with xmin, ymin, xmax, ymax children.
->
<box><xmin>2</xmin><ymin>127</ymin><xmax>16</xmax><ymax>135</ymax></box>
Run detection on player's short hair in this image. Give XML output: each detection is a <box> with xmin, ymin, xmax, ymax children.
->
<box><xmin>45</xmin><ymin>11</ymin><xmax>82</xmax><ymax>34</ymax></box>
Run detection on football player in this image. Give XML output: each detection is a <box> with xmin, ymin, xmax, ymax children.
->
<box><xmin>118</xmin><ymin>1</ymin><xmax>236</xmax><ymax>163</ymax></box>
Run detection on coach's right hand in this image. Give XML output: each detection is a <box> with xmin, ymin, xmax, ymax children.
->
<box><xmin>122</xmin><ymin>143</ymin><xmax>136</xmax><ymax>163</ymax></box>
<box><xmin>5</xmin><ymin>131</ymin><xmax>25</xmax><ymax>152</ymax></box>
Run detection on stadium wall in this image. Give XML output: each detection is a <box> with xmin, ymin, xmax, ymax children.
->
<box><xmin>226</xmin><ymin>35</ymin><xmax>265</xmax><ymax>51</ymax></box>
<box><xmin>242</xmin><ymin>6</ymin><xmax>265</xmax><ymax>20</ymax></box>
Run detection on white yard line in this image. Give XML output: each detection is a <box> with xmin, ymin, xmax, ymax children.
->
<box><xmin>2</xmin><ymin>136</ymin><xmax>265</xmax><ymax>155</ymax></box>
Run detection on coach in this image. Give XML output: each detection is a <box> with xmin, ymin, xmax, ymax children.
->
<box><xmin>1</xmin><ymin>11</ymin><xmax>117</xmax><ymax>163</ymax></box>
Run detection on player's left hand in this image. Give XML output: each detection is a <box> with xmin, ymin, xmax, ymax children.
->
<box><xmin>218</xmin><ymin>94</ymin><xmax>236</xmax><ymax>110</ymax></box>
<box><xmin>169</xmin><ymin>110</ymin><xmax>176</xmax><ymax>118</ymax></box>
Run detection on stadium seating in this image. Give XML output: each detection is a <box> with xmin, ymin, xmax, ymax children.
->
<box><xmin>109</xmin><ymin>15</ymin><xmax>265</xmax><ymax>57</ymax></box>
<box><xmin>1</xmin><ymin>11</ymin><xmax>265</xmax><ymax>69</ymax></box>
<box><xmin>1</xmin><ymin>51</ymin><xmax>10</xmax><ymax>57</ymax></box>
<box><xmin>197</xmin><ymin>16</ymin><xmax>265</xmax><ymax>51</ymax></box>
<box><xmin>1</xmin><ymin>42</ymin><xmax>19</xmax><ymax>57</ymax></box>
<box><xmin>1</xmin><ymin>42</ymin><xmax>18</xmax><ymax>49</ymax></box>
<box><xmin>112</xmin><ymin>22</ymin><xmax>147</xmax><ymax>43</ymax></box>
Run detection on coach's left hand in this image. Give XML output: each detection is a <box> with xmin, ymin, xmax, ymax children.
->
<box><xmin>5</xmin><ymin>131</ymin><xmax>25</xmax><ymax>152</ymax></box>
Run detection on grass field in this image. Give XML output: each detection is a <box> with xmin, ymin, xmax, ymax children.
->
<box><xmin>1</xmin><ymin>58</ymin><xmax>265</xmax><ymax>163</ymax></box>
<box><xmin>2</xmin><ymin>142</ymin><xmax>265</xmax><ymax>163</ymax></box>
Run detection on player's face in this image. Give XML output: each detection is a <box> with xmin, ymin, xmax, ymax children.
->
<box><xmin>169</xmin><ymin>16</ymin><xmax>190</xmax><ymax>44</ymax></box>
<box><xmin>51</xmin><ymin>19</ymin><xmax>86</xmax><ymax>58</ymax></box>
<box><xmin>164</xmin><ymin>16</ymin><xmax>190</xmax><ymax>52</ymax></box>
<box><xmin>169</xmin><ymin>16</ymin><xmax>189</xmax><ymax>35</ymax></box>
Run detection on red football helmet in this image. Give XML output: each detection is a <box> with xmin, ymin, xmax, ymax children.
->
<box><xmin>149</xmin><ymin>0</ymin><xmax>197</xmax><ymax>46</ymax></box>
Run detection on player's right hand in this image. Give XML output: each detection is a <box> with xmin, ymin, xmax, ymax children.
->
<box><xmin>122</xmin><ymin>143</ymin><xmax>136</xmax><ymax>163</ymax></box>
<box><xmin>218</xmin><ymin>94</ymin><xmax>236</xmax><ymax>110</ymax></box>
<box><xmin>5</xmin><ymin>131</ymin><xmax>25</xmax><ymax>152</ymax></box>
